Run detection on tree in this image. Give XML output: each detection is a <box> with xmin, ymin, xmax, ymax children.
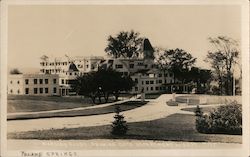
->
<box><xmin>71</xmin><ymin>73</ymin><xmax>98</xmax><ymax>103</ymax></box>
<box><xmin>71</xmin><ymin>69</ymin><xmax>135</xmax><ymax>104</ymax></box>
<box><xmin>94</xmin><ymin>69</ymin><xmax>134</xmax><ymax>102</ymax></box>
<box><xmin>10</xmin><ymin>68</ymin><xmax>22</xmax><ymax>74</ymax></box>
<box><xmin>105</xmin><ymin>30</ymin><xmax>143</xmax><ymax>58</ymax></box>
<box><xmin>205</xmin><ymin>36</ymin><xmax>239</xmax><ymax>95</ymax></box>
<box><xmin>154</xmin><ymin>47</ymin><xmax>170</xmax><ymax>89</ymax></box>
<box><xmin>155</xmin><ymin>48</ymin><xmax>196</xmax><ymax>93</ymax></box>
<box><xmin>189</xmin><ymin>67</ymin><xmax>212</xmax><ymax>93</ymax></box>
<box><xmin>111</xmin><ymin>106</ymin><xmax>128</xmax><ymax>136</ymax></box>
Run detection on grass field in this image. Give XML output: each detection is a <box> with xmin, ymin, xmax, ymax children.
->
<box><xmin>181</xmin><ymin>106</ymin><xmax>221</xmax><ymax>113</ymax></box>
<box><xmin>8</xmin><ymin>113</ymin><xmax>241</xmax><ymax>143</ymax></box>
<box><xmin>144</xmin><ymin>93</ymin><xmax>162</xmax><ymax>99</ymax></box>
<box><xmin>8</xmin><ymin>95</ymin><xmax>125</xmax><ymax>113</ymax></box>
<box><xmin>8</xmin><ymin>101</ymin><xmax>148</xmax><ymax>120</ymax></box>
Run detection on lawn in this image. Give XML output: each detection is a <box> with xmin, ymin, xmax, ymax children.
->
<box><xmin>181</xmin><ymin>106</ymin><xmax>221</xmax><ymax>113</ymax></box>
<box><xmin>8</xmin><ymin>113</ymin><xmax>241</xmax><ymax>143</ymax></box>
<box><xmin>8</xmin><ymin>101</ymin><xmax>148</xmax><ymax>120</ymax></box>
<box><xmin>8</xmin><ymin>95</ymin><xmax>122</xmax><ymax>113</ymax></box>
<box><xmin>144</xmin><ymin>93</ymin><xmax>162</xmax><ymax>99</ymax></box>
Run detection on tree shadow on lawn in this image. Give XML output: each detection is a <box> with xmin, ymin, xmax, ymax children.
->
<box><xmin>8</xmin><ymin>113</ymin><xmax>241</xmax><ymax>143</ymax></box>
<box><xmin>8</xmin><ymin>101</ymin><xmax>148</xmax><ymax>121</ymax></box>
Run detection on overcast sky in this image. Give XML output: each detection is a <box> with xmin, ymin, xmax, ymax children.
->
<box><xmin>8</xmin><ymin>5</ymin><xmax>241</xmax><ymax>72</ymax></box>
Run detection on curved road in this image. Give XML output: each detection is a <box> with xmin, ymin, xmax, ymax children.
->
<box><xmin>7</xmin><ymin>94</ymin><xmax>201</xmax><ymax>133</ymax></box>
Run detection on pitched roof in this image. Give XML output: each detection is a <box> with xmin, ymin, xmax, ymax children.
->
<box><xmin>68</xmin><ymin>63</ymin><xmax>79</xmax><ymax>72</ymax></box>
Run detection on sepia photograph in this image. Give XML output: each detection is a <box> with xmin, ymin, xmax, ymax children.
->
<box><xmin>1</xmin><ymin>0</ymin><xmax>249</xmax><ymax>157</ymax></box>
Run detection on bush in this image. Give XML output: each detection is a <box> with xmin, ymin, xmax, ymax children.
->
<box><xmin>111</xmin><ymin>106</ymin><xmax>128</xmax><ymax>136</ymax></box>
<box><xmin>195</xmin><ymin>101</ymin><xmax>242</xmax><ymax>135</ymax></box>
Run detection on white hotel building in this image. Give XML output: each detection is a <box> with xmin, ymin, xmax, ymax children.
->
<box><xmin>8</xmin><ymin>38</ymin><xmax>187</xmax><ymax>96</ymax></box>
<box><xmin>8</xmin><ymin>74</ymin><xmax>59</xmax><ymax>96</ymax></box>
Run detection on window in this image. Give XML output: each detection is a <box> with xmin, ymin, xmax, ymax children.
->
<box><xmin>146</xmin><ymin>87</ymin><xmax>148</xmax><ymax>91</ymax></box>
<box><xmin>150</xmin><ymin>80</ymin><xmax>154</xmax><ymax>84</ymax></box>
<box><xmin>169</xmin><ymin>73</ymin><xmax>173</xmax><ymax>77</ymax></box>
<box><xmin>146</xmin><ymin>81</ymin><xmax>149</xmax><ymax>84</ymax></box>
<box><xmin>159</xmin><ymin>74</ymin><xmax>162</xmax><ymax>77</ymax></box>
<box><xmin>137</xmin><ymin>62</ymin><xmax>143</xmax><ymax>66</ymax></box>
<box><xmin>134</xmin><ymin>78</ymin><xmax>138</xmax><ymax>83</ymax></box>
<box><xmin>10</xmin><ymin>81</ymin><xmax>12</xmax><ymax>84</ymax></box>
<box><xmin>39</xmin><ymin>79</ymin><xmax>43</xmax><ymax>84</ymax></box>
<box><xmin>70</xmin><ymin>73</ymin><xmax>72</xmax><ymax>76</ymax></box>
<box><xmin>115</xmin><ymin>64</ymin><xmax>123</xmax><ymax>69</ymax></box>
<box><xmin>45</xmin><ymin>88</ymin><xmax>49</xmax><ymax>94</ymax></box>
<box><xmin>135</xmin><ymin>87</ymin><xmax>138</xmax><ymax>91</ymax></box>
<box><xmin>34</xmin><ymin>88</ymin><xmax>38</xmax><ymax>94</ymax></box>
<box><xmin>17</xmin><ymin>89</ymin><xmax>20</xmax><ymax>94</ymax></box>
<box><xmin>17</xmin><ymin>81</ymin><xmax>20</xmax><ymax>84</ymax></box>
<box><xmin>145</xmin><ymin>64</ymin><xmax>148</xmax><ymax>68</ymax></box>
<box><xmin>25</xmin><ymin>88</ymin><xmax>29</xmax><ymax>94</ymax></box>
<box><xmin>39</xmin><ymin>88</ymin><xmax>43</xmax><ymax>94</ymax></box>
<box><xmin>61</xmin><ymin>79</ymin><xmax>64</xmax><ymax>84</ymax></box>
<box><xmin>129</xmin><ymin>64</ymin><xmax>134</xmax><ymax>68</ymax></box>
<box><xmin>141</xmin><ymin>81</ymin><xmax>144</xmax><ymax>85</ymax></box>
<box><xmin>53</xmin><ymin>87</ymin><xmax>57</xmax><ymax>94</ymax></box>
<box><xmin>45</xmin><ymin>79</ymin><xmax>49</xmax><ymax>84</ymax></box>
<box><xmin>151</xmin><ymin>87</ymin><xmax>153</xmax><ymax>91</ymax></box>
<box><xmin>156</xmin><ymin>87</ymin><xmax>159</xmax><ymax>91</ymax></box>
<box><xmin>53</xmin><ymin>79</ymin><xmax>57</xmax><ymax>84</ymax></box>
<box><xmin>34</xmin><ymin>79</ymin><xmax>37</xmax><ymax>84</ymax></box>
<box><xmin>10</xmin><ymin>89</ymin><xmax>13</xmax><ymax>93</ymax></box>
<box><xmin>159</xmin><ymin>80</ymin><xmax>162</xmax><ymax>84</ymax></box>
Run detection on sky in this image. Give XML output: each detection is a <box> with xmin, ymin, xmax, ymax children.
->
<box><xmin>8</xmin><ymin>5</ymin><xmax>241</xmax><ymax>73</ymax></box>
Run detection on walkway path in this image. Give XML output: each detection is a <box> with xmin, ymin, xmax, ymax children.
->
<box><xmin>8</xmin><ymin>94</ymin><xmax>193</xmax><ymax>133</ymax></box>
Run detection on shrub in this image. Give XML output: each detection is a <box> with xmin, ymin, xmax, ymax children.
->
<box><xmin>111</xmin><ymin>106</ymin><xmax>128</xmax><ymax>136</ymax></box>
<box><xmin>195</xmin><ymin>101</ymin><xmax>242</xmax><ymax>135</ymax></box>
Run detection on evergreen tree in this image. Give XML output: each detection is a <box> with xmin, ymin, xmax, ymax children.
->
<box><xmin>195</xmin><ymin>105</ymin><xmax>203</xmax><ymax>117</ymax></box>
<box><xmin>111</xmin><ymin>106</ymin><xmax>128</xmax><ymax>136</ymax></box>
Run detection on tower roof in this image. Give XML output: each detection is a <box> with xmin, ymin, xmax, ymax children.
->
<box><xmin>141</xmin><ymin>38</ymin><xmax>155</xmax><ymax>59</ymax></box>
<box><xmin>142</xmin><ymin>38</ymin><xmax>154</xmax><ymax>52</ymax></box>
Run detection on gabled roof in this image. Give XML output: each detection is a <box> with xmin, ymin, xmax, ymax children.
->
<box><xmin>68</xmin><ymin>63</ymin><xmax>79</xmax><ymax>72</ymax></box>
